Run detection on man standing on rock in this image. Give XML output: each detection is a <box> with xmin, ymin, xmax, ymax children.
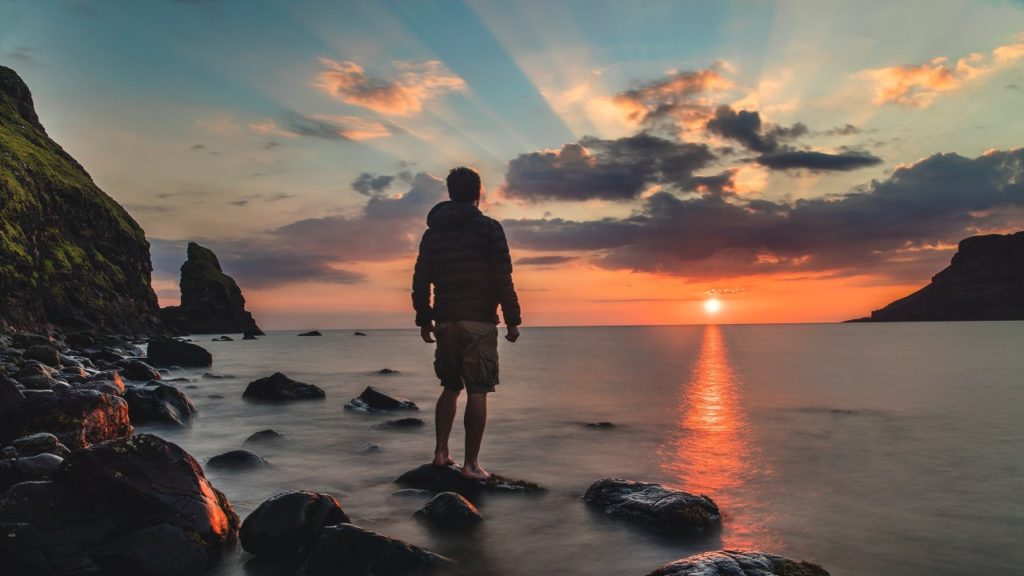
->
<box><xmin>412</xmin><ymin>167</ymin><xmax>521</xmax><ymax>481</ymax></box>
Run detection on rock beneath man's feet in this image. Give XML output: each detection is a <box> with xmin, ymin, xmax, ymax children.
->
<box><xmin>395</xmin><ymin>464</ymin><xmax>543</xmax><ymax>498</ymax></box>
<box><xmin>207</xmin><ymin>449</ymin><xmax>269</xmax><ymax>470</ymax></box>
<box><xmin>241</xmin><ymin>491</ymin><xmax>350</xmax><ymax>558</ymax></box>
<box><xmin>415</xmin><ymin>492</ymin><xmax>482</xmax><ymax>527</ymax></box>
<box><xmin>344</xmin><ymin>386</ymin><xmax>418</xmax><ymax>412</ymax></box>
<box><xmin>243</xmin><ymin>372</ymin><xmax>326</xmax><ymax>401</ymax></box>
<box><xmin>583</xmin><ymin>478</ymin><xmax>721</xmax><ymax>536</ymax></box>
<box><xmin>644</xmin><ymin>550</ymin><xmax>830</xmax><ymax>576</ymax></box>
<box><xmin>301</xmin><ymin>523</ymin><xmax>453</xmax><ymax>576</ymax></box>
<box><xmin>124</xmin><ymin>381</ymin><xmax>197</xmax><ymax>426</ymax></box>
<box><xmin>147</xmin><ymin>336</ymin><xmax>213</xmax><ymax>368</ymax></box>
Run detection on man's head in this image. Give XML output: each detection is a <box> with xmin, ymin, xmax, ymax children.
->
<box><xmin>447</xmin><ymin>166</ymin><xmax>481</xmax><ymax>204</ymax></box>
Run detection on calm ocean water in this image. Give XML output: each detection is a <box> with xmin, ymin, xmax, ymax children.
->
<box><xmin>146</xmin><ymin>323</ymin><xmax>1024</xmax><ymax>576</ymax></box>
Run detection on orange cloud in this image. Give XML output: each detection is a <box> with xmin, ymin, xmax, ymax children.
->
<box><xmin>612</xmin><ymin>61</ymin><xmax>735</xmax><ymax>133</ymax></box>
<box><xmin>315</xmin><ymin>58</ymin><xmax>467</xmax><ymax>115</ymax></box>
<box><xmin>862</xmin><ymin>33</ymin><xmax>1024</xmax><ymax>107</ymax></box>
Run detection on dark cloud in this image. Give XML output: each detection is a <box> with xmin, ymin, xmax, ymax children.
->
<box><xmin>503</xmin><ymin>133</ymin><xmax>715</xmax><ymax>201</ymax></box>
<box><xmin>825</xmin><ymin>123</ymin><xmax>863</xmax><ymax>136</ymax></box>
<box><xmin>352</xmin><ymin>172</ymin><xmax>395</xmax><ymax>196</ymax></box>
<box><xmin>516</xmin><ymin>255</ymin><xmax>578</xmax><ymax>266</ymax></box>
<box><xmin>756</xmin><ymin>149</ymin><xmax>882</xmax><ymax>171</ymax></box>
<box><xmin>503</xmin><ymin>148</ymin><xmax>1024</xmax><ymax>280</ymax></box>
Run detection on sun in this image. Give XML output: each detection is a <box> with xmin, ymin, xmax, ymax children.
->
<box><xmin>703</xmin><ymin>297</ymin><xmax>722</xmax><ymax>314</ymax></box>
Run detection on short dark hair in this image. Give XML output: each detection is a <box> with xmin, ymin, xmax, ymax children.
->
<box><xmin>446</xmin><ymin>166</ymin><xmax>481</xmax><ymax>203</ymax></box>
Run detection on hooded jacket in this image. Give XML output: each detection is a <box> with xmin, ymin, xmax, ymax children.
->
<box><xmin>412</xmin><ymin>201</ymin><xmax>521</xmax><ymax>327</ymax></box>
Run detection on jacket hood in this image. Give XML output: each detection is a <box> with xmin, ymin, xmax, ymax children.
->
<box><xmin>426</xmin><ymin>201</ymin><xmax>481</xmax><ymax>231</ymax></box>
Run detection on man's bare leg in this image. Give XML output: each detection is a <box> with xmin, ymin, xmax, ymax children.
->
<box><xmin>433</xmin><ymin>387</ymin><xmax>460</xmax><ymax>466</ymax></box>
<box><xmin>462</xmin><ymin>391</ymin><xmax>491</xmax><ymax>480</ymax></box>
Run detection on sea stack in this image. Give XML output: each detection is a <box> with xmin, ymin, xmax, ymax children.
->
<box><xmin>160</xmin><ymin>242</ymin><xmax>264</xmax><ymax>335</ymax></box>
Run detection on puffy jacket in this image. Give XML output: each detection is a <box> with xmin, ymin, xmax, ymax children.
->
<box><xmin>412</xmin><ymin>201</ymin><xmax>521</xmax><ymax>327</ymax></box>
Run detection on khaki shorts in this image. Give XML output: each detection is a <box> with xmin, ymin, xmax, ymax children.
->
<box><xmin>434</xmin><ymin>321</ymin><xmax>499</xmax><ymax>394</ymax></box>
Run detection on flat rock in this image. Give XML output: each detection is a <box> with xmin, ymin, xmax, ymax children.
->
<box><xmin>298</xmin><ymin>330</ymin><xmax>322</xmax><ymax>337</ymax></box>
<box><xmin>241</xmin><ymin>490</ymin><xmax>350</xmax><ymax>558</ymax></box>
<box><xmin>345</xmin><ymin>386</ymin><xmax>418</xmax><ymax>412</ymax></box>
<box><xmin>645</xmin><ymin>550</ymin><xmax>830</xmax><ymax>576</ymax></box>
<box><xmin>147</xmin><ymin>336</ymin><xmax>213</xmax><ymax>368</ymax></box>
<box><xmin>124</xmin><ymin>381</ymin><xmax>197</xmax><ymax>426</ymax></box>
<box><xmin>415</xmin><ymin>492</ymin><xmax>482</xmax><ymax>527</ymax></box>
<box><xmin>301</xmin><ymin>523</ymin><xmax>453</xmax><ymax>576</ymax></box>
<box><xmin>583</xmin><ymin>478</ymin><xmax>721</xmax><ymax>536</ymax></box>
<box><xmin>373</xmin><ymin>417</ymin><xmax>425</xmax><ymax>430</ymax></box>
<box><xmin>244</xmin><ymin>372</ymin><xmax>326</xmax><ymax>401</ymax></box>
<box><xmin>395</xmin><ymin>463</ymin><xmax>543</xmax><ymax>498</ymax></box>
<box><xmin>207</xmin><ymin>449</ymin><xmax>269</xmax><ymax>470</ymax></box>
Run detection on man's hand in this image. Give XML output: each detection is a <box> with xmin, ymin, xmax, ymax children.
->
<box><xmin>505</xmin><ymin>325</ymin><xmax>520</xmax><ymax>342</ymax></box>
<box><xmin>420</xmin><ymin>323</ymin><xmax>435</xmax><ymax>343</ymax></box>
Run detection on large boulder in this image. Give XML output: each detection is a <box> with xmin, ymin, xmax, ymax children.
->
<box><xmin>645</xmin><ymin>550</ymin><xmax>830</xmax><ymax>576</ymax></box>
<box><xmin>240</xmin><ymin>491</ymin><xmax>350</xmax><ymax>558</ymax></box>
<box><xmin>124</xmin><ymin>381</ymin><xmax>197</xmax><ymax>426</ymax></box>
<box><xmin>243</xmin><ymin>372</ymin><xmax>325</xmax><ymax>401</ymax></box>
<box><xmin>395</xmin><ymin>464</ymin><xmax>543</xmax><ymax>499</ymax></box>
<box><xmin>0</xmin><ymin>388</ymin><xmax>133</xmax><ymax>449</ymax></box>
<box><xmin>0</xmin><ymin>434</ymin><xmax>239</xmax><ymax>575</ymax></box>
<box><xmin>583</xmin><ymin>479</ymin><xmax>721</xmax><ymax>536</ymax></box>
<box><xmin>146</xmin><ymin>336</ymin><xmax>213</xmax><ymax>368</ymax></box>
<box><xmin>301</xmin><ymin>523</ymin><xmax>452</xmax><ymax>576</ymax></box>
<box><xmin>159</xmin><ymin>242</ymin><xmax>264</xmax><ymax>336</ymax></box>
<box><xmin>414</xmin><ymin>492</ymin><xmax>482</xmax><ymax>527</ymax></box>
<box><xmin>345</xmin><ymin>386</ymin><xmax>418</xmax><ymax>412</ymax></box>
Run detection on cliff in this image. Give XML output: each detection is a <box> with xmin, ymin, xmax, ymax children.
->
<box><xmin>160</xmin><ymin>242</ymin><xmax>263</xmax><ymax>335</ymax></box>
<box><xmin>0</xmin><ymin>66</ymin><xmax>160</xmax><ymax>333</ymax></box>
<box><xmin>856</xmin><ymin>232</ymin><xmax>1024</xmax><ymax>322</ymax></box>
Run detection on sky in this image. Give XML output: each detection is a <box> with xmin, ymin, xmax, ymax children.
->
<box><xmin>2</xmin><ymin>0</ymin><xmax>1023</xmax><ymax>329</ymax></box>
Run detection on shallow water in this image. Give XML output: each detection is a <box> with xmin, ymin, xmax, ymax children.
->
<box><xmin>147</xmin><ymin>323</ymin><xmax>1024</xmax><ymax>576</ymax></box>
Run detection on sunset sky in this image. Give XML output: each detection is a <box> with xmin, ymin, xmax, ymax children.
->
<box><xmin>3</xmin><ymin>1</ymin><xmax>1024</xmax><ymax>328</ymax></box>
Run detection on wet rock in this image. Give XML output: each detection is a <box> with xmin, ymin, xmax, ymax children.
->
<box><xmin>582</xmin><ymin>478</ymin><xmax>721</xmax><ymax>536</ymax></box>
<box><xmin>353</xmin><ymin>331</ymin><xmax>366</xmax><ymax>336</ymax></box>
<box><xmin>203</xmin><ymin>372</ymin><xmax>233</xmax><ymax>379</ymax></box>
<box><xmin>11</xmin><ymin>432</ymin><xmax>70</xmax><ymax>458</ymax></box>
<box><xmin>15</xmin><ymin>452</ymin><xmax>63</xmax><ymax>477</ymax></box>
<box><xmin>124</xmin><ymin>381</ymin><xmax>197</xmax><ymax>426</ymax></box>
<box><xmin>0</xmin><ymin>389</ymin><xmax>133</xmax><ymax>449</ymax></box>
<box><xmin>85</xmin><ymin>369</ymin><xmax>125</xmax><ymax>389</ymax></box>
<box><xmin>212</xmin><ymin>335</ymin><xmax>234</xmax><ymax>342</ymax></box>
<box><xmin>301</xmin><ymin>523</ymin><xmax>453</xmax><ymax>576</ymax></box>
<box><xmin>208</xmin><ymin>394</ymin><xmax>225</xmax><ymax>399</ymax></box>
<box><xmin>244</xmin><ymin>372</ymin><xmax>326</xmax><ymax>401</ymax></box>
<box><xmin>147</xmin><ymin>336</ymin><xmax>213</xmax><ymax>368</ymax></box>
<box><xmin>358</xmin><ymin>442</ymin><xmax>381</xmax><ymax>454</ymax></box>
<box><xmin>207</xmin><ymin>449</ymin><xmax>269</xmax><ymax>470</ymax></box>
<box><xmin>585</xmin><ymin>421</ymin><xmax>616</xmax><ymax>429</ymax></box>
<box><xmin>81</xmin><ymin>346</ymin><xmax>127</xmax><ymax>364</ymax></box>
<box><xmin>23</xmin><ymin>344</ymin><xmax>60</xmax><ymax>367</ymax></box>
<box><xmin>378</xmin><ymin>368</ymin><xmax>400</xmax><ymax>374</ymax></box>
<box><xmin>345</xmin><ymin>386</ymin><xmax>418</xmax><ymax>412</ymax></box>
<box><xmin>244</xmin><ymin>429</ymin><xmax>285</xmax><ymax>446</ymax></box>
<box><xmin>298</xmin><ymin>330</ymin><xmax>322</xmax><ymax>336</ymax></box>
<box><xmin>373</xmin><ymin>417</ymin><xmax>426</xmax><ymax>429</ymax></box>
<box><xmin>120</xmin><ymin>359</ymin><xmax>161</xmax><ymax>381</ymax></box>
<box><xmin>58</xmin><ymin>353</ymin><xmax>84</xmax><ymax>368</ymax></box>
<box><xmin>395</xmin><ymin>464</ymin><xmax>543</xmax><ymax>498</ymax></box>
<box><xmin>241</xmin><ymin>491</ymin><xmax>350</xmax><ymax>558</ymax></box>
<box><xmin>12</xmin><ymin>333</ymin><xmax>53</xmax><ymax>349</ymax></box>
<box><xmin>16</xmin><ymin>372</ymin><xmax>55</xmax><ymax>390</ymax></box>
<box><xmin>76</xmin><ymin>379</ymin><xmax>125</xmax><ymax>397</ymax></box>
<box><xmin>60</xmin><ymin>365</ymin><xmax>89</xmax><ymax>381</ymax></box>
<box><xmin>415</xmin><ymin>492</ymin><xmax>482</xmax><ymax>527</ymax></box>
<box><xmin>644</xmin><ymin>550</ymin><xmax>830</xmax><ymax>576</ymax></box>
<box><xmin>90</xmin><ymin>523</ymin><xmax>210</xmax><ymax>576</ymax></box>
<box><xmin>0</xmin><ymin>373</ymin><xmax>24</xmax><ymax>411</ymax></box>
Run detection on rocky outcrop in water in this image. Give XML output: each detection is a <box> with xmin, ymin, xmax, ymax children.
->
<box><xmin>345</xmin><ymin>386</ymin><xmax>418</xmax><ymax>412</ymax></box>
<box><xmin>241</xmin><ymin>491</ymin><xmax>350</xmax><ymax>559</ymax></box>
<box><xmin>146</xmin><ymin>336</ymin><xmax>213</xmax><ymax>367</ymax></box>
<box><xmin>396</xmin><ymin>463</ymin><xmax>544</xmax><ymax>499</ymax></box>
<box><xmin>415</xmin><ymin>492</ymin><xmax>483</xmax><ymax>528</ymax></box>
<box><xmin>583</xmin><ymin>478</ymin><xmax>721</xmax><ymax>536</ymax></box>
<box><xmin>160</xmin><ymin>242</ymin><xmax>264</xmax><ymax>335</ymax></box>
<box><xmin>645</xmin><ymin>550</ymin><xmax>829</xmax><ymax>576</ymax></box>
<box><xmin>207</xmin><ymin>449</ymin><xmax>270</xmax><ymax>470</ymax></box>
<box><xmin>244</xmin><ymin>372</ymin><xmax>326</xmax><ymax>401</ymax></box>
<box><xmin>123</xmin><ymin>380</ymin><xmax>197</xmax><ymax>426</ymax></box>
<box><xmin>0</xmin><ymin>66</ymin><xmax>160</xmax><ymax>333</ymax></box>
<box><xmin>853</xmin><ymin>231</ymin><xmax>1024</xmax><ymax>321</ymax></box>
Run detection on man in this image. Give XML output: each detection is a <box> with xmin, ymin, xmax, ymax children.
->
<box><xmin>412</xmin><ymin>166</ymin><xmax>521</xmax><ymax>481</ymax></box>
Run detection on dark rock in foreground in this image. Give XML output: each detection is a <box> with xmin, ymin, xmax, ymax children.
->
<box><xmin>298</xmin><ymin>330</ymin><xmax>322</xmax><ymax>337</ymax></box>
<box><xmin>244</xmin><ymin>372</ymin><xmax>326</xmax><ymax>401</ymax></box>
<box><xmin>395</xmin><ymin>463</ymin><xmax>543</xmax><ymax>498</ymax></box>
<box><xmin>124</xmin><ymin>381</ymin><xmax>197</xmax><ymax>426</ymax></box>
<box><xmin>301</xmin><ymin>523</ymin><xmax>452</xmax><ymax>576</ymax></box>
<box><xmin>241</xmin><ymin>491</ymin><xmax>350</xmax><ymax>559</ymax></box>
<box><xmin>583</xmin><ymin>478</ymin><xmax>721</xmax><ymax>536</ymax></box>
<box><xmin>0</xmin><ymin>389</ymin><xmax>133</xmax><ymax>449</ymax></box>
<box><xmin>345</xmin><ymin>386</ymin><xmax>418</xmax><ymax>412</ymax></box>
<box><xmin>208</xmin><ymin>449</ymin><xmax>269</xmax><ymax>470</ymax></box>
<box><xmin>645</xmin><ymin>550</ymin><xmax>830</xmax><ymax>576</ymax></box>
<box><xmin>147</xmin><ymin>336</ymin><xmax>213</xmax><ymax>368</ymax></box>
<box><xmin>374</xmin><ymin>417</ymin><xmax>425</xmax><ymax>429</ymax></box>
<box><xmin>415</xmin><ymin>492</ymin><xmax>482</xmax><ymax>527</ymax></box>
<box><xmin>0</xmin><ymin>434</ymin><xmax>239</xmax><ymax>575</ymax></box>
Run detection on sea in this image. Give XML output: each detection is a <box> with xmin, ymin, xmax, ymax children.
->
<box><xmin>144</xmin><ymin>323</ymin><xmax>1024</xmax><ymax>576</ymax></box>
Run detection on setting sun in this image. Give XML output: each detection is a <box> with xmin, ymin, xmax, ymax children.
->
<box><xmin>704</xmin><ymin>298</ymin><xmax>722</xmax><ymax>314</ymax></box>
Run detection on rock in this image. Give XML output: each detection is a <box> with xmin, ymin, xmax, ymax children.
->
<box><xmin>378</xmin><ymin>368</ymin><xmax>399</xmax><ymax>374</ymax></box>
<box><xmin>301</xmin><ymin>523</ymin><xmax>453</xmax><ymax>576</ymax></box>
<box><xmin>159</xmin><ymin>241</ymin><xmax>264</xmax><ymax>336</ymax></box>
<box><xmin>0</xmin><ymin>373</ymin><xmax>24</xmax><ymax>411</ymax></box>
<box><xmin>15</xmin><ymin>373</ymin><xmax>54</xmax><ymax>390</ymax></box>
<box><xmin>344</xmin><ymin>386</ymin><xmax>418</xmax><ymax>412</ymax></box>
<box><xmin>124</xmin><ymin>381</ymin><xmax>197</xmax><ymax>426</ymax></box>
<box><xmin>0</xmin><ymin>434</ymin><xmax>239</xmax><ymax>574</ymax></box>
<box><xmin>358</xmin><ymin>443</ymin><xmax>381</xmax><ymax>454</ymax></box>
<box><xmin>81</xmin><ymin>346</ymin><xmax>126</xmax><ymax>364</ymax></box>
<box><xmin>395</xmin><ymin>464</ymin><xmax>543</xmax><ymax>498</ymax></box>
<box><xmin>298</xmin><ymin>330</ymin><xmax>322</xmax><ymax>336</ymax></box>
<box><xmin>23</xmin><ymin>344</ymin><xmax>60</xmax><ymax>367</ymax></box>
<box><xmin>15</xmin><ymin>452</ymin><xmax>63</xmax><ymax>477</ymax></box>
<box><xmin>414</xmin><ymin>492</ymin><xmax>482</xmax><ymax>527</ymax></box>
<box><xmin>76</xmin><ymin>379</ymin><xmax>125</xmax><ymax>396</ymax></box>
<box><xmin>207</xmin><ymin>449</ymin><xmax>269</xmax><ymax>470</ymax></box>
<box><xmin>243</xmin><ymin>429</ymin><xmax>285</xmax><ymax>446</ymax></box>
<box><xmin>11</xmin><ymin>432</ymin><xmax>70</xmax><ymax>458</ymax></box>
<box><xmin>64</xmin><ymin>332</ymin><xmax>96</xmax><ymax>350</ymax></box>
<box><xmin>242</xmin><ymin>328</ymin><xmax>260</xmax><ymax>340</ymax></box>
<box><xmin>644</xmin><ymin>550</ymin><xmax>830</xmax><ymax>576</ymax></box>
<box><xmin>240</xmin><ymin>491</ymin><xmax>350</xmax><ymax>558</ymax></box>
<box><xmin>0</xmin><ymin>389</ymin><xmax>133</xmax><ymax>449</ymax></box>
<box><xmin>208</xmin><ymin>394</ymin><xmax>224</xmax><ymax>399</ymax></box>
<box><xmin>373</xmin><ymin>417</ymin><xmax>426</xmax><ymax>429</ymax></box>
<box><xmin>58</xmin><ymin>353</ymin><xmax>84</xmax><ymax>368</ymax></box>
<box><xmin>212</xmin><ymin>335</ymin><xmax>234</xmax><ymax>341</ymax></box>
<box><xmin>353</xmin><ymin>332</ymin><xmax>366</xmax><ymax>336</ymax></box>
<box><xmin>585</xmin><ymin>421</ymin><xmax>616</xmax><ymax>429</ymax></box>
<box><xmin>582</xmin><ymin>478</ymin><xmax>721</xmax><ymax>536</ymax></box>
<box><xmin>244</xmin><ymin>372</ymin><xmax>326</xmax><ymax>401</ymax></box>
<box><xmin>147</xmin><ymin>336</ymin><xmax>213</xmax><ymax>367</ymax></box>
<box><xmin>85</xmin><ymin>369</ymin><xmax>125</xmax><ymax>389</ymax></box>
<box><xmin>0</xmin><ymin>447</ymin><xmax>15</xmax><ymax>459</ymax></box>
<box><xmin>203</xmin><ymin>372</ymin><xmax>233</xmax><ymax>379</ymax></box>
<box><xmin>120</xmin><ymin>359</ymin><xmax>161</xmax><ymax>381</ymax></box>
<box><xmin>12</xmin><ymin>333</ymin><xmax>53</xmax><ymax>349</ymax></box>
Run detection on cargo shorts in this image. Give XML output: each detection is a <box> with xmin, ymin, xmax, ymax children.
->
<box><xmin>434</xmin><ymin>321</ymin><xmax>499</xmax><ymax>394</ymax></box>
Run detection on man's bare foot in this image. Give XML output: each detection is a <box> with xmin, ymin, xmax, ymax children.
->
<box><xmin>460</xmin><ymin>463</ymin><xmax>492</xmax><ymax>481</ymax></box>
<box><xmin>432</xmin><ymin>453</ymin><xmax>455</xmax><ymax>467</ymax></box>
